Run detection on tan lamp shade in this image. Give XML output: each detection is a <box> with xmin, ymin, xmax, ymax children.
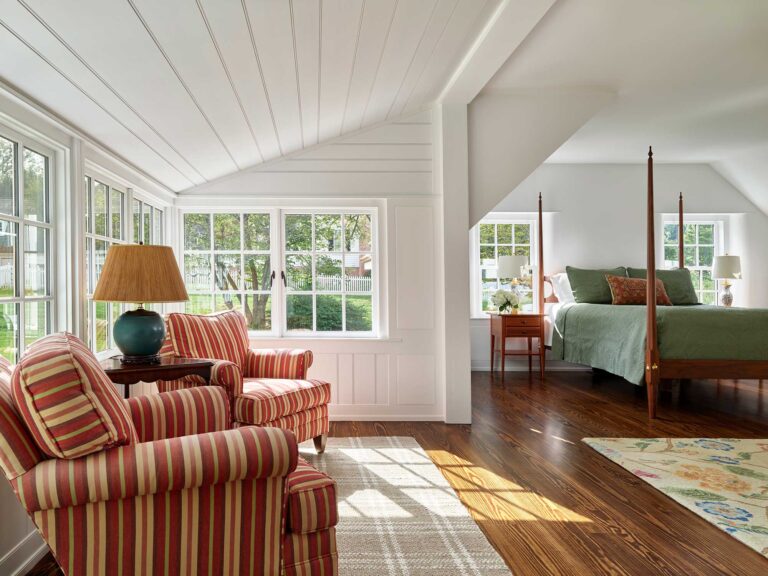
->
<box><xmin>92</xmin><ymin>244</ymin><xmax>189</xmax><ymax>304</ymax></box>
<box><xmin>712</xmin><ymin>255</ymin><xmax>742</xmax><ymax>280</ymax></box>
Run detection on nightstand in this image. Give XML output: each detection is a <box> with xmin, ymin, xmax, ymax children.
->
<box><xmin>489</xmin><ymin>312</ymin><xmax>545</xmax><ymax>378</ymax></box>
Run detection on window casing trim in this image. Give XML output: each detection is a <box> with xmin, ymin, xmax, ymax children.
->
<box><xmin>469</xmin><ymin>212</ymin><xmax>539</xmax><ymax>319</ymax></box>
<box><xmin>179</xmin><ymin>207</ymin><xmax>381</xmax><ymax>339</ymax></box>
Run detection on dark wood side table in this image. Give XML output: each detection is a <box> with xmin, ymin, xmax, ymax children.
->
<box><xmin>489</xmin><ymin>312</ymin><xmax>545</xmax><ymax>378</ymax></box>
<box><xmin>102</xmin><ymin>356</ymin><xmax>214</xmax><ymax>399</ymax></box>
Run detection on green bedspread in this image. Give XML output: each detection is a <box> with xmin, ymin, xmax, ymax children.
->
<box><xmin>551</xmin><ymin>304</ymin><xmax>768</xmax><ymax>384</ymax></box>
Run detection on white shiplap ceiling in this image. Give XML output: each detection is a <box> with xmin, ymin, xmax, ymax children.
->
<box><xmin>0</xmin><ymin>0</ymin><xmax>500</xmax><ymax>192</ymax></box>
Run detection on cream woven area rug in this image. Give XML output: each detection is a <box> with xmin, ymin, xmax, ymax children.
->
<box><xmin>299</xmin><ymin>436</ymin><xmax>510</xmax><ymax>575</ymax></box>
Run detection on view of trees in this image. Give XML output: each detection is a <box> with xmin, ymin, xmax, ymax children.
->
<box><xmin>0</xmin><ymin>138</ymin><xmax>49</xmax><ymax>362</ymax></box>
<box><xmin>184</xmin><ymin>211</ymin><xmax>373</xmax><ymax>333</ymax></box>
<box><xmin>479</xmin><ymin>222</ymin><xmax>533</xmax><ymax>312</ymax></box>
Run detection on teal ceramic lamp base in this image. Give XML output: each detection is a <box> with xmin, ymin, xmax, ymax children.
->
<box><xmin>113</xmin><ymin>306</ymin><xmax>165</xmax><ymax>364</ymax></box>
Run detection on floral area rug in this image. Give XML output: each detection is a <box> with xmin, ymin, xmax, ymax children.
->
<box><xmin>584</xmin><ymin>438</ymin><xmax>768</xmax><ymax>557</ymax></box>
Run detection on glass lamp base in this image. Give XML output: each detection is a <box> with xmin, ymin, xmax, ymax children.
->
<box><xmin>720</xmin><ymin>284</ymin><xmax>734</xmax><ymax>308</ymax></box>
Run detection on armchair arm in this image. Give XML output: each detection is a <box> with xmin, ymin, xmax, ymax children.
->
<box><xmin>125</xmin><ymin>386</ymin><xmax>230</xmax><ymax>442</ymax></box>
<box><xmin>15</xmin><ymin>426</ymin><xmax>297</xmax><ymax>513</ymax></box>
<box><xmin>155</xmin><ymin>359</ymin><xmax>244</xmax><ymax>403</ymax></box>
<box><xmin>245</xmin><ymin>348</ymin><xmax>313</xmax><ymax>379</ymax></box>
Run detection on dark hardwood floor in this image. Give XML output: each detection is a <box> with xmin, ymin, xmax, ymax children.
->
<box><xmin>31</xmin><ymin>370</ymin><xmax>768</xmax><ymax>575</ymax></box>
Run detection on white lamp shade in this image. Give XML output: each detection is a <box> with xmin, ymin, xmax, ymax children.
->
<box><xmin>497</xmin><ymin>255</ymin><xmax>528</xmax><ymax>279</ymax></box>
<box><xmin>713</xmin><ymin>255</ymin><xmax>741</xmax><ymax>280</ymax></box>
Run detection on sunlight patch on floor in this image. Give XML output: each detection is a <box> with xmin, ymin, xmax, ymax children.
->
<box><xmin>427</xmin><ymin>450</ymin><xmax>592</xmax><ymax>523</ymax></box>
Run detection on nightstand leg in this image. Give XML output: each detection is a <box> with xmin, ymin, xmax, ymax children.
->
<box><xmin>528</xmin><ymin>337</ymin><xmax>532</xmax><ymax>372</ymax></box>
<box><xmin>540</xmin><ymin>338</ymin><xmax>546</xmax><ymax>379</ymax></box>
<box><xmin>501</xmin><ymin>335</ymin><xmax>506</xmax><ymax>376</ymax></box>
<box><xmin>490</xmin><ymin>334</ymin><xmax>495</xmax><ymax>372</ymax></box>
<box><xmin>124</xmin><ymin>384</ymin><xmax>130</xmax><ymax>400</ymax></box>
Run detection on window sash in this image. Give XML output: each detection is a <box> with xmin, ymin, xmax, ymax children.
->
<box><xmin>471</xmin><ymin>217</ymin><xmax>537</xmax><ymax>317</ymax></box>
<box><xmin>181</xmin><ymin>208</ymin><xmax>377</xmax><ymax>337</ymax></box>
<box><xmin>0</xmin><ymin>128</ymin><xmax>54</xmax><ymax>362</ymax></box>
<box><xmin>661</xmin><ymin>220</ymin><xmax>722</xmax><ymax>305</ymax></box>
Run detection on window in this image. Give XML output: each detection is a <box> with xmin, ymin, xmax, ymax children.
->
<box><xmin>132</xmin><ymin>198</ymin><xmax>164</xmax><ymax>246</ymax></box>
<box><xmin>474</xmin><ymin>218</ymin><xmax>534</xmax><ymax>314</ymax></box>
<box><xmin>84</xmin><ymin>177</ymin><xmax>126</xmax><ymax>352</ymax></box>
<box><xmin>663</xmin><ymin>221</ymin><xmax>721</xmax><ymax>304</ymax></box>
<box><xmin>84</xmin><ymin>179</ymin><xmax>166</xmax><ymax>352</ymax></box>
<box><xmin>182</xmin><ymin>210</ymin><xmax>375</xmax><ymax>336</ymax></box>
<box><xmin>0</xmin><ymin>132</ymin><xmax>53</xmax><ymax>362</ymax></box>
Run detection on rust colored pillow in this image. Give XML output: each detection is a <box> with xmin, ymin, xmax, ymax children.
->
<box><xmin>605</xmin><ymin>274</ymin><xmax>672</xmax><ymax>306</ymax></box>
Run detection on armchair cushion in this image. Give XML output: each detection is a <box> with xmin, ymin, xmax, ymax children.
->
<box><xmin>12</xmin><ymin>333</ymin><xmax>137</xmax><ymax>460</ymax></box>
<box><xmin>235</xmin><ymin>378</ymin><xmax>331</xmax><ymax>425</ymax></box>
<box><xmin>166</xmin><ymin>310</ymin><xmax>249</xmax><ymax>368</ymax></box>
<box><xmin>245</xmin><ymin>348</ymin><xmax>313</xmax><ymax>379</ymax></box>
<box><xmin>125</xmin><ymin>386</ymin><xmax>230</xmax><ymax>442</ymax></box>
<box><xmin>0</xmin><ymin>356</ymin><xmax>43</xmax><ymax>481</ymax></box>
<box><xmin>15</xmin><ymin>426</ymin><xmax>298</xmax><ymax>512</ymax></box>
<box><xmin>287</xmin><ymin>457</ymin><xmax>338</xmax><ymax>534</ymax></box>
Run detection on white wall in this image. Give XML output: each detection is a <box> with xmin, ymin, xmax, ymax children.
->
<box><xmin>176</xmin><ymin>111</ymin><xmax>448</xmax><ymax>421</ymax></box>
<box><xmin>471</xmin><ymin>162</ymin><xmax>768</xmax><ymax>370</ymax></box>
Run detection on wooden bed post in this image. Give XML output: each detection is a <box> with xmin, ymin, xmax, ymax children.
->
<box><xmin>538</xmin><ymin>192</ymin><xmax>544</xmax><ymax>314</ymax></box>
<box><xmin>646</xmin><ymin>147</ymin><xmax>660</xmax><ymax>418</ymax></box>
<box><xmin>678</xmin><ymin>192</ymin><xmax>684</xmax><ymax>269</ymax></box>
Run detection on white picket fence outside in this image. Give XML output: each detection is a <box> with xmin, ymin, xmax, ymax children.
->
<box><xmin>0</xmin><ymin>264</ymin><xmax>45</xmax><ymax>291</ymax></box>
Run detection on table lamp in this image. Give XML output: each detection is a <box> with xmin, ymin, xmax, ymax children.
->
<box><xmin>497</xmin><ymin>255</ymin><xmax>529</xmax><ymax>281</ymax></box>
<box><xmin>712</xmin><ymin>254</ymin><xmax>741</xmax><ymax>308</ymax></box>
<box><xmin>93</xmin><ymin>244</ymin><xmax>188</xmax><ymax>363</ymax></box>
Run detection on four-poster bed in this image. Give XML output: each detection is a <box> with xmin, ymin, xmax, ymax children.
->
<box><xmin>538</xmin><ymin>149</ymin><xmax>768</xmax><ymax>418</ymax></box>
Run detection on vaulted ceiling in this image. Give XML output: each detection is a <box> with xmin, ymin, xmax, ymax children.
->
<box><xmin>0</xmin><ymin>0</ymin><xmax>500</xmax><ymax>191</ymax></box>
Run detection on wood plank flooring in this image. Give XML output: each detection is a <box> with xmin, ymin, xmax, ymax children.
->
<box><xmin>31</xmin><ymin>370</ymin><xmax>768</xmax><ymax>575</ymax></box>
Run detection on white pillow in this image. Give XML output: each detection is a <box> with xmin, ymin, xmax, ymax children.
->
<box><xmin>550</xmin><ymin>272</ymin><xmax>575</xmax><ymax>304</ymax></box>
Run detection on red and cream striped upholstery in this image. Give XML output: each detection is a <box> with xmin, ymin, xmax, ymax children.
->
<box><xmin>15</xmin><ymin>425</ymin><xmax>297</xmax><ymax>512</ymax></box>
<box><xmin>0</xmin><ymin>356</ymin><xmax>43</xmax><ymax>481</ymax></box>
<box><xmin>283</xmin><ymin>529</ymin><xmax>339</xmax><ymax>576</ymax></box>
<box><xmin>167</xmin><ymin>310</ymin><xmax>249</xmax><ymax>367</ymax></box>
<box><xmin>12</xmin><ymin>333</ymin><xmax>137</xmax><ymax>459</ymax></box>
<box><xmin>236</xmin><ymin>379</ymin><xmax>331</xmax><ymax>425</ymax></box>
<box><xmin>157</xmin><ymin>311</ymin><xmax>331</xmax><ymax>445</ymax></box>
<box><xmin>245</xmin><ymin>348</ymin><xmax>313</xmax><ymax>380</ymax></box>
<box><xmin>286</xmin><ymin>458</ymin><xmax>338</xmax><ymax>534</ymax></box>
<box><xmin>125</xmin><ymin>386</ymin><xmax>230</xmax><ymax>442</ymax></box>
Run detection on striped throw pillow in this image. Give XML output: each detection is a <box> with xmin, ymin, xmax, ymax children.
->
<box><xmin>12</xmin><ymin>333</ymin><xmax>137</xmax><ymax>459</ymax></box>
<box><xmin>167</xmin><ymin>310</ymin><xmax>249</xmax><ymax>368</ymax></box>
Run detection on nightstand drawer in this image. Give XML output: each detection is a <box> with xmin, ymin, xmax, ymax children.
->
<box><xmin>504</xmin><ymin>326</ymin><xmax>541</xmax><ymax>338</ymax></box>
<box><xmin>503</xmin><ymin>316</ymin><xmax>542</xmax><ymax>328</ymax></box>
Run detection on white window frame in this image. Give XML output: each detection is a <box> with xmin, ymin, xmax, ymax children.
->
<box><xmin>180</xmin><ymin>207</ymin><xmax>379</xmax><ymax>338</ymax></box>
<box><xmin>470</xmin><ymin>213</ymin><xmax>538</xmax><ymax>319</ymax></box>
<box><xmin>82</xmin><ymin>165</ymin><xmax>168</xmax><ymax>355</ymax></box>
<box><xmin>0</xmin><ymin>124</ymin><xmax>56</xmax><ymax>362</ymax></box>
<box><xmin>660</xmin><ymin>214</ymin><xmax>726</xmax><ymax>305</ymax></box>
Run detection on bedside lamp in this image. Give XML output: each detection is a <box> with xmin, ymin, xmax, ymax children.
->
<box><xmin>497</xmin><ymin>255</ymin><xmax>529</xmax><ymax>281</ymax></box>
<box><xmin>93</xmin><ymin>244</ymin><xmax>188</xmax><ymax>363</ymax></box>
<box><xmin>712</xmin><ymin>254</ymin><xmax>741</xmax><ymax>308</ymax></box>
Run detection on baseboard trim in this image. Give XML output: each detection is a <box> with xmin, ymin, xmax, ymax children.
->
<box><xmin>329</xmin><ymin>414</ymin><xmax>444</xmax><ymax>422</ymax></box>
<box><xmin>0</xmin><ymin>530</ymin><xmax>48</xmax><ymax>576</ymax></box>
<box><xmin>471</xmin><ymin>364</ymin><xmax>590</xmax><ymax>372</ymax></box>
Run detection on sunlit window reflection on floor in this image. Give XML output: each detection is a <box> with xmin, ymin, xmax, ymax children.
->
<box><xmin>303</xmin><ymin>443</ymin><xmax>591</xmax><ymax>524</ymax></box>
<box><xmin>343</xmin><ymin>489</ymin><xmax>412</xmax><ymax>518</ymax></box>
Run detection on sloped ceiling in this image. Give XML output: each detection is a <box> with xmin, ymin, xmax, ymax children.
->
<box><xmin>0</xmin><ymin>0</ymin><xmax>500</xmax><ymax>191</ymax></box>
<box><xmin>483</xmin><ymin>0</ymin><xmax>768</xmax><ymax>213</ymax></box>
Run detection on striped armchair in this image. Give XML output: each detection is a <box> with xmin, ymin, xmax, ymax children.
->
<box><xmin>0</xmin><ymin>353</ymin><xmax>307</xmax><ymax>576</ymax></box>
<box><xmin>156</xmin><ymin>311</ymin><xmax>331</xmax><ymax>453</ymax></box>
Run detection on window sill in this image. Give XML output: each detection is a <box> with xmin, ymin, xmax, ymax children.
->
<box><xmin>247</xmin><ymin>334</ymin><xmax>402</xmax><ymax>343</ymax></box>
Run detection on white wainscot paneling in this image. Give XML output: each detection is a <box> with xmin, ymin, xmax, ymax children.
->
<box><xmin>337</xmin><ymin>354</ymin><xmax>354</xmax><ymax>405</ymax></box>
<box><xmin>308</xmin><ymin>353</ymin><xmax>339</xmax><ymax>404</ymax></box>
<box><xmin>353</xmin><ymin>353</ymin><xmax>376</xmax><ymax>405</ymax></box>
<box><xmin>395</xmin><ymin>206</ymin><xmax>435</xmax><ymax>330</ymax></box>
<box><xmin>376</xmin><ymin>354</ymin><xmax>389</xmax><ymax>405</ymax></box>
<box><xmin>396</xmin><ymin>355</ymin><xmax>436</xmax><ymax>406</ymax></box>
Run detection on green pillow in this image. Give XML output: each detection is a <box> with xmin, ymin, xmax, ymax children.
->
<box><xmin>565</xmin><ymin>266</ymin><xmax>627</xmax><ymax>303</ymax></box>
<box><xmin>626</xmin><ymin>268</ymin><xmax>699</xmax><ymax>305</ymax></box>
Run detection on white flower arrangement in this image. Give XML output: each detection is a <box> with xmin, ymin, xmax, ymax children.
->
<box><xmin>491</xmin><ymin>289</ymin><xmax>519</xmax><ymax>313</ymax></box>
